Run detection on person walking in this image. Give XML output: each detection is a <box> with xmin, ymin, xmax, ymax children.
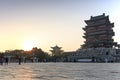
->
<box><xmin>18</xmin><ymin>57</ymin><xmax>21</xmax><ymax>65</ymax></box>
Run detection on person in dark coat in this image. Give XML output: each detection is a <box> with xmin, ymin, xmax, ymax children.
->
<box><xmin>5</xmin><ymin>57</ymin><xmax>8</xmax><ymax>65</ymax></box>
<box><xmin>0</xmin><ymin>58</ymin><xmax>3</xmax><ymax>65</ymax></box>
<box><xmin>18</xmin><ymin>57</ymin><xmax>21</xmax><ymax>65</ymax></box>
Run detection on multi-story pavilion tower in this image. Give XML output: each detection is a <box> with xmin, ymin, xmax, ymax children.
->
<box><xmin>81</xmin><ymin>13</ymin><xmax>117</xmax><ymax>49</ymax></box>
<box><xmin>50</xmin><ymin>45</ymin><xmax>63</xmax><ymax>56</ymax></box>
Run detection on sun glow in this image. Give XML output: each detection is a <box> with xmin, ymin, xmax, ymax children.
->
<box><xmin>23</xmin><ymin>41</ymin><xmax>34</xmax><ymax>51</ymax></box>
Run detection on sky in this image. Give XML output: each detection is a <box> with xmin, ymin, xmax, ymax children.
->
<box><xmin>0</xmin><ymin>0</ymin><xmax>120</xmax><ymax>52</ymax></box>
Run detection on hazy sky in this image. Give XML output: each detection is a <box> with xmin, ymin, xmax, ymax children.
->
<box><xmin>0</xmin><ymin>0</ymin><xmax>120</xmax><ymax>52</ymax></box>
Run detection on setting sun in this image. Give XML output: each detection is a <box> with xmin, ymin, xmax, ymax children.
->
<box><xmin>23</xmin><ymin>41</ymin><xmax>34</xmax><ymax>51</ymax></box>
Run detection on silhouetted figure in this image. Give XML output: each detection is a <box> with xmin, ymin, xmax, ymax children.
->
<box><xmin>18</xmin><ymin>57</ymin><xmax>21</xmax><ymax>65</ymax></box>
<box><xmin>92</xmin><ymin>57</ymin><xmax>95</xmax><ymax>62</ymax></box>
<box><xmin>5</xmin><ymin>57</ymin><xmax>8</xmax><ymax>65</ymax></box>
<box><xmin>0</xmin><ymin>58</ymin><xmax>3</xmax><ymax>65</ymax></box>
<box><xmin>106</xmin><ymin>52</ymin><xmax>109</xmax><ymax>55</ymax></box>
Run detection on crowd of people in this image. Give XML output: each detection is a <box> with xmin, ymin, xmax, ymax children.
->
<box><xmin>0</xmin><ymin>57</ymin><xmax>21</xmax><ymax>65</ymax></box>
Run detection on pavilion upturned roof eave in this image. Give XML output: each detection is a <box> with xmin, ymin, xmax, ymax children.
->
<box><xmin>84</xmin><ymin>16</ymin><xmax>109</xmax><ymax>24</ymax></box>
